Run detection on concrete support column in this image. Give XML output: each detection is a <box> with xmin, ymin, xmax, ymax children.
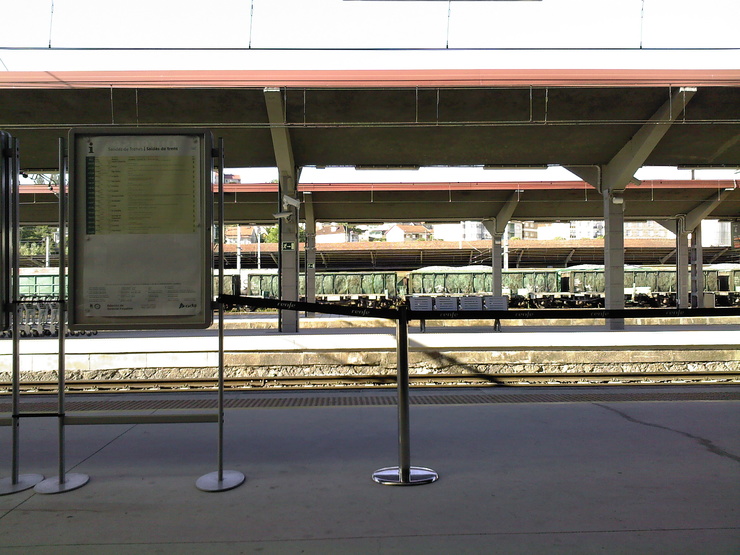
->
<box><xmin>567</xmin><ymin>88</ymin><xmax>697</xmax><ymax>325</ymax></box>
<box><xmin>483</xmin><ymin>218</ymin><xmax>510</xmax><ymax>298</ymax></box>
<box><xmin>304</xmin><ymin>193</ymin><xmax>316</xmax><ymax>311</ymax></box>
<box><xmin>691</xmin><ymin>224</ymin><xmax>704</xmax><ymax>308</ymax></box>
<box><xmin>660</xmin><ymin>189</ymin><xmax>732</xmax><ymax>308</ymax></box>
<box><xmin>491</xmin><ymin>233</ymin><xmax>503</xmax><ymax>296</ymax></box>
<box><xmin>675</xmin><ymin>217</ymin><xmax>690</xmax><ymax>309</ymax></box>
<box><xmin>278</xmin><ymin>174</ymin><xmax>300</xmax><ymax>333</ymax></box>
<box><xmin>483</xmin><ymin>193</ymin><xmax>520</xmax><ymax>297</ymax></box>
<box><xmin>604</xmin><ymin>190</ymin><xmax>625</xmax><ymax>330</ymax></box>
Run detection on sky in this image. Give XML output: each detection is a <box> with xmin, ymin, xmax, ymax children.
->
<box><xmin>2</xmin><ymin>0</ymin><xmax>739</xmax><ymax>70</ymax></box>
<box><xmin>3</xmin><ymin>0</ymin><xmax>739</xmax><ymax>182</ymax></box>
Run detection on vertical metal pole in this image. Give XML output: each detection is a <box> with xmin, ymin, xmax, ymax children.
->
<box><xmin>35</xmin><ymin>137</ymin><xmax>88</xmax><ymax>494</ymax></box>
<box><xmin>57</xmin><ymin>138</ymin><xmax>67</xmax><ymax>485</ymax></box>
<box><xmin>372</xmin><ymin>306</ymin><xmax>437</xmax><ymax>486</ymax></box>
<box><xmin>217</xmin><ymin>138</ymin><xmax>225</xmax><ymax>483</ymax></box>
<box><xmin>1</xmin><ymin>135</ymin><xmax>44</xmax><ymax>495</ymax></box>
<box><xmin>196</xmin><ymin>137</ymin><xmax>245</xmax><ymax>492</ymax></box>
<box><xmin>10</xmin><ymin>138</ymin><xmax>21</xmax><ymax>485</ymax></box>
<box><xmin>396</xmin><ymin>306</ymin><xmax>411</xmax><ymax>482</ymax></box>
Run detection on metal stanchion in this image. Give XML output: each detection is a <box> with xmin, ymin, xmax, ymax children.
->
<box><xmin>196</xmin><ymin>138</ymin><xmax>245</xmax><ymax>492</ymax></box>
<box><xmin>36</xmin><ymin>138</ymin><xmax>89</xmax><ymax>494</ymax></box>
<box><xmin>372</xmin><ymin>305</ymin><xmax>438</xmax><ymax>486</ymax></box>
<box><xmin>0</xmin><ymin>134</ymin><xmax>44</xmax><ymax>495</ymax></box>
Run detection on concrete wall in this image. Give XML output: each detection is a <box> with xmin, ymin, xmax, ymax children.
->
<box><xmin>2</xmin><ymin>321</ymin><xmax>737</xmax><ymax>383</ymax></box>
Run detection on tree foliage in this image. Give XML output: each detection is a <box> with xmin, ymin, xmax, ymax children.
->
<box><xmin>19</xmin><ymin>226</ymin><xmax>58</xmax><ymax>256</ymax></box>
<box><xmin>261</xmin><ymin>225</ymin><xmax>306</xmax><ymax>243</ymax></box>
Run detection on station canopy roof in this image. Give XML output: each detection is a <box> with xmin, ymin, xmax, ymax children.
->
<box><xmin>2</xmin><ymin>64</ymin><xmax>739</xmax><ymax>224</ymax></box>
<box><xmin>2</xmin><ymin>67</ymin><xmax>739</xmax><ymax>170</ymax></box>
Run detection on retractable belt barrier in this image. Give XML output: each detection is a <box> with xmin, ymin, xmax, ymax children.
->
<box><xmin>219</xmin><ymin>294</ymin><xmax>740</xmax><ymax>486</ymax></box>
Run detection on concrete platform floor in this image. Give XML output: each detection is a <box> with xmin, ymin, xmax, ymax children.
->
<box><xmin>1</xmin><ymin>386</ymin><xmax>739</xmax><ymax>554</ymax></box>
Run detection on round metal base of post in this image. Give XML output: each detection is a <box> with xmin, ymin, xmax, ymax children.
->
<box><xmin>0</xmin><ymin>474</ymin><xmax>45</xmax><ymax>496</ymax></box>
<box><xmin>372</xmin><ymin>466</ymin><xmax>439</xmax><ymax>486</ymax></box>
<box><xmin>196</xmin><ymin>470</ymin><xmax>245</xmax><ymax>492</ymax></box>
<box><xmin>35</xmin><ymin>473</ymin><xmax>89</xmax><ymax>494</ymax></box>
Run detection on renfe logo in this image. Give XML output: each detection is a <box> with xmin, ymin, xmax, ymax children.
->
<box><xmin>179</xmin><ymin>303</ymin><xmax>197</xmax><ymax>309</ymax></box>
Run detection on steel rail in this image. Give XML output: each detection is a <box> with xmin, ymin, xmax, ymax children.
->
<box><xmin>1</xmin><ymin>372</ymin><xmax>737</xmax><ymax>395</ymax></box>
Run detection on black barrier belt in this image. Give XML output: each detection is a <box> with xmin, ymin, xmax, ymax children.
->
<box><xmin>219</xmin><ymin>295</ymin><xmax>740</xmax><ymax>322</ymax></box>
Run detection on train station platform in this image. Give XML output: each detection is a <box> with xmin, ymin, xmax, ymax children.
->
<box><xmin>2</xmin><ymin>318</ymin><xmax>738</xmax><ymax>383</ymax></box>
<box><xmin>1</xmin><ymin>386</ymin><xmax>739</xmax><ymax>554</ymax></box>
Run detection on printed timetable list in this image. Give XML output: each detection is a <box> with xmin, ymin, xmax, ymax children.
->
<box><xmin>84</xmin><ymin>137</ymin><xmax>201</xmax><ymax>235</ymax></box>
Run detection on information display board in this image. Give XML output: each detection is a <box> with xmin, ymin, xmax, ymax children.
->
<box><xmin>69</xmin><ymin>129</ymin><xmax>213</xmax><ymax>329</ymax></box>
<box><xmin>0</xmin><ymin>131</ymin><xmax>11</xmax><ymax>331</ymax></box>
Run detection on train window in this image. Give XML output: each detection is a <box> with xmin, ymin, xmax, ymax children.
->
<box><xmin>347</xmin><ymin>275</ymin><xmax>361</xmax><ymax>294</ymax></box>
<box><xmin>583</xmin><ymin>272</ymin><xmax>594</xmax><ymax>292</ymax></box>
<box><xmin>594</xmin><ymin>272</ymin><xmax>605</xmax><ymax>293</ymax></box>
<box><xmin>572</xmin><ymin>272</ymin><xmax>583</xmax><ymax>293</ymax></box>
<box><xmin>335</xmin><ymin>275</ymin><xmax>348</xmax><ymax>294</ymax></box>
<box><xmin>560</xmin><ymin>276</ymin><xmax>570</xmax><ymax>293</ymax></box>
<box><xmin>444</xmin><ymin>274</ymin><xmax>456</xmax><ymax>293</ymax></box>
<box><xmin>546</xmin><ymin>272</ymin><xmax>557</xmax><ymax>292</ymax></box>
<box><xmin>463</xmin><ymin>273</ymin><xmax>475</xmax><ymax>294</ymax></box>
<box><xmin>474</xmin><ymin>273</ymin><xmax>488</xmax><ymax>293</ymax></box>
<box><xmin>704</xmin><ymin>271</ymin><xmax>718</xmax><ymax>292</ymax></box>
<box><xmin>657</xmin><ymin>271</ymin><xmax>674</xmax><ymax>292</ymax></box>
<box><xmin>322</xmin><ymin>275</ymin><xmax>334</xmax><ymax>295</ymax></box>
<box><xmin>361</xmin><ymin>274</ymin><xmax>373</xmax><ymax>294</ymax></box>
<box><xmin>534</xmin><ymin>273</ymin><xmax>545</xmax><ymax>292</ymax></box>
<box><xmin>249</xmin><ymin>275</ymin><xmax>259</xmax><ymax>296</ymax></box>
<box><xmin>421</xmin><ymin>274</ymin><xmax>433</xmax><ymax>294</ymax></box>
<box><xmin>434</xmin><ymin>274</ymin><xmax>446</xmax><ymax>293</ymax></box>
<box><xmin>411</xmin><ymin>275</ymin><xmax>423</xmax><ymax>294</ymax></box>
<box><xmin>718</xmin><ymin>275</ymin><xmax>730</xmax><ymax>292</ymax></box>
<box><xmin>385</xmin><ymin>274</ymin><xmax>397</xmax><ymax>296</ymax></box>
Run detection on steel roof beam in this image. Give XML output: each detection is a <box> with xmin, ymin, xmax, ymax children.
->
<box><xmin>482</xmin><ymin>191</ymin><xmax>520</xmax><ymax>237</ymax></box>
<box><xmin>657</xmin><ymin>188</ymin><xmax>734</xmax><ymax>233</ymax></box>
<box><xmin>567</xmin><ymin>87</ymin><xmax>697</xmax><ymax>193</ymax></box>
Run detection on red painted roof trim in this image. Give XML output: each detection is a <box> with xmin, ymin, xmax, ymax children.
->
<box><xmin>21</xmin><ymin>180</ymin><xmax>737</xmax><ymax>195</ymax></box>
<box><xmin>2</xmin><ymin>69</ymin><xmax>740</xmax><ymax>90</ymax></box>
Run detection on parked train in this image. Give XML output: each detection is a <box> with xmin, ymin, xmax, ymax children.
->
<box><xmin>233</xmin><ymin>264</ymin><xmax>740</xmax><ymax>309</ymax></box>
<box><xmin>13</xmin><ymin>264</ymin><xmax>740</xmax><ymax>312</ymax></box>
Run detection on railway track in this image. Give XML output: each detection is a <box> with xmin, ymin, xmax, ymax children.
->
<box><xmin>1</xmin><ymin>372</ymin><xmax>738</xmax><ymax>394</ymax></box>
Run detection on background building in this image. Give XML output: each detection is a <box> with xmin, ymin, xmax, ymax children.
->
<box><xmin>385</xmin><ymin>224</ymin><xmax>432</xmax><ymax>242</ymax></box>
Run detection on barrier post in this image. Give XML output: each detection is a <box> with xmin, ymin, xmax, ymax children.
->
<box><xmin>0</xmin><ymin>133</ymin><xmax>44</xmax><ymax>495</ymax></box>
<box><xmin>196</xmin><ymin>137</ymin><xmax>245</xmax><ymax>492</ymax></box>
<box><xmin>36</xmin><ymin>137</ymin><xmax>89</xmax><ymax>494</ymax></box>
<box><xmin>372</xmin><ymin>305</ymin><xmax>438</xmax><ymax>486</ymax></box>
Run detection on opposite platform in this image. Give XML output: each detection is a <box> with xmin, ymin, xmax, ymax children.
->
<box><xmin>1</xmin><ymin>323</ymin><xmax>738</xmax><ymax>380</ymax></box>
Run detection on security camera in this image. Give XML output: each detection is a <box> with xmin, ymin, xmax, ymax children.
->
<box><xmin>282</xmin><ymin>195</ymin><xmax>301</xmax><ymax>209</ymax></box>
<box><xmin>273</xmin><ymin>211</ymin><xmax>293</xmax><ymax>220</ymax></box>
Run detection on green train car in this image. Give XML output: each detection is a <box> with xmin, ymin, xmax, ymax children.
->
<box><xmin>238</xmin><ymin>269</ymin><xmax>398</xmax><ymax>307</ymax></box>
<box><xmin>406</xmin><ymin>264</ymin><xmax>740</xmax><ymax>308</ymax></box>
<box><xmin>14</xmin><ymin>264</ymin><xmax>740</xmax><ymax>309</ymax></box>
<box><xmin>18</xmin><ymin>271</ymin><xmax>61</xmax><ymax>297</ymax></box>
<box><xmin>405</xmin><ymin>266</ymin><xmax>560</xmax><ymax>307</ymax></box>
